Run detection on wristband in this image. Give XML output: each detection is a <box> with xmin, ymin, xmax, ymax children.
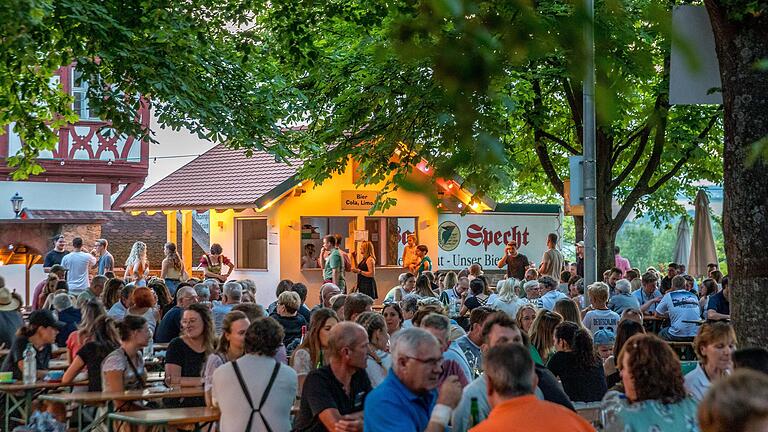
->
<box><xmin>429</xmin><ymin>404</ymin><xmax>453</xmax><ymax>426</ymax></box>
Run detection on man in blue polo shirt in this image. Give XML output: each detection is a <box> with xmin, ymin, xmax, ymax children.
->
<box><xmin>364</xmin><ymin>327</ymin><xmax>462</xmax><ymax>432</ymax></box>
<box><xmin>634</xmin><ymin>271</ymin><xmax>662</xmax><ymax>314</ymax></box>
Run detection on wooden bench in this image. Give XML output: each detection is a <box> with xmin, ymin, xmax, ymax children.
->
<box><xmin>667</xmin><ymin>341</ymin><xmax>696</xmax><ymax>361</ymax></box>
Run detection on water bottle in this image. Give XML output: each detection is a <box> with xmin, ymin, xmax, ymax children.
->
<box><xmin>23</xmin><ymin>343</ymin><xmax>36</xmax><ymax>385</ymax></box>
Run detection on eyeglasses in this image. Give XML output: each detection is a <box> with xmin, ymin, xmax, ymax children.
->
<box><xmin>405</xmin><ymin>356</ymin><xmax>443</xmax><ymax>367</ymax></box>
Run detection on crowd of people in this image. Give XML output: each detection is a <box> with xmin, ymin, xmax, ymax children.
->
<box><xmin>0</xmin><ymin>232</ymin><xmax>766</xmax><ymax>432</ymax></box>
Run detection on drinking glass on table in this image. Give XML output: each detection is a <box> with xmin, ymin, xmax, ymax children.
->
<box><xmin>165</xmin><ymin>374</ymin><xmax>181</xmax><ymax>390</ymax></box>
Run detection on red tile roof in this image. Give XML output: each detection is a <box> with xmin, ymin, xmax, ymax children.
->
<box><xmin>121</xmin><ymin>144</ymin><xmax>302</xmax><ymax>210</ymax></box>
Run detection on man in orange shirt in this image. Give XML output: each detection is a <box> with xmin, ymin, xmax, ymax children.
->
<box><xmin>470</xmin><ymin>344</ymin><xmax>595</xmax><ymax>432</ymax></box>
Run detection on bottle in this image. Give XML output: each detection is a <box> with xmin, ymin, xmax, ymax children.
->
<box><xmin>23</xmin><ymin>343</ymin><xmax>37</xmax><ymax>385</ymax></box>
<box><xmin>300</xmin><ymin>325</ymin><xmax>307</xmax><ymax>344</ymax></box>
<box><xmin>469</xmin><ymin>397</ymin><xmax>480</xmax><ymax>427</ymax></box>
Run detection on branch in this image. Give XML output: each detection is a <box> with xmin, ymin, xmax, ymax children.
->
<box><xmin>610</xmin><ymin>123</ymin><xmax>649</xmax><ymax>166</ymax></box>
<box><xmin>532</xmin><ymin>80</ymin><xmax>564</xmax><ymax>196</ymax></box>
<box><xmin>647</xmin><ymin>111</ymin><xmax>720</xmax><ymax>193</ymax></box>
<box><xmin>562</xmin><ymin>78</ymin><xmax>584</xmax><ymax>146</ymax></box>
<box><xmin>609</xmin><ymin>125</ymin><xmax>652</xmax><ymax>190</ymax></box>
<box><xmin>539</xmin><ymin>130</ymin><xmax>580</xmax><ymax>155</ymax></box>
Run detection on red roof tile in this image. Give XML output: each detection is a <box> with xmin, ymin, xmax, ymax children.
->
<box><xmin>121</xmin><ymin>145</ymin><xmax>301</xmax><ymax>210</ymax></box>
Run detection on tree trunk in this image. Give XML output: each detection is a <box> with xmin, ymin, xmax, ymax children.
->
<box><xmin>705</xmin><ymin>1</ymin><xmax>768</xmax><ymax>347</ymax></box>
<box><xmin>574</xmin><ymin>215</ymin><xmax>584</xmax><ymax>243</ymax></box>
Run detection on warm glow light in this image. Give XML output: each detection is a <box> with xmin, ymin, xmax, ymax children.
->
<box><xmin>457</xmin><ymin>203</ymin><xmax>463</xmax><ymax>208</ymax></box>
<box><xmin>298</xmin><ymin>182</ymin><xmax>303</xmax><ymax>187</ymax></box>
<box><xmin>146</xmin><ymin>211</ymin><xmax>157</xmax><ymax>216</ymax></box>
<box><xmin>0</xmin><ymin>261</ymin><xmax>4</xmax><ymax>266</ymax></box>
<box><xmin>447</xmin><ymin>183</ymin><xmax>453</xmax><ymax>189</ymax></box>
<box><xmin>470</xmin><ymin>202</ymin><xmax>479</xmax><ymax>210</ymax></box>
<box><xmin>130</xmin><ymin>211</ymin><xmax>143</xmax><ymax>216</ymax></box>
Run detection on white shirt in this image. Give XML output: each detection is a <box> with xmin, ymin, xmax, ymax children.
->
<box><xmin>656</xmin><ymin>290</ymin><xmax>701</xmax><ymax>338</ymax></box>
<box><xmin>213</xmin><ymin>354</ymin><xmax>297</xmax><ymax>432</ymax></box>
<box><xmin>684</xmin><ymin>363</ymin><xmax>710</xmax><ymax>402</ymax></box>
<box><xmin>582</xmin><ymin>309</ymin><xmax>620</xmax><ymax>335</ymax></box>
<box><xmin>60</xmin><ymin>251</ymin><xmax>96</xmax><ymax>295</ymax></box>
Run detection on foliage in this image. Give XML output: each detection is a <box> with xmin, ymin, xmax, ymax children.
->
<box><xmin>0</xmin><ymin>0</ymin><xmax>297</xmax><ymax>179</ymax></box>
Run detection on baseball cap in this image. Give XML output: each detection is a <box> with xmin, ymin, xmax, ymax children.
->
<box><xmin>593</xmin><ymin>329</ymin><xmax>615</xmax><ymax>346</ymax></box>
<box><xmin>53</xmin><ymin>234</ymin><xmax>65</xmax><ymax>241</ymax></box>
<box><xmin>28</xmin><ymin>309</ymin><xmax>66</xmax><ymax>330</ymax></box>
<box><xmin>575</xmin><ymin>241</ymin><xmax>584</xmax><ymax>247</ymax></box>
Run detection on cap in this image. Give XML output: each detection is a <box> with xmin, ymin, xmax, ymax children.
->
<box><xmin>593</xmin><ymin>329</ymin><xmax>616</xmax><ymax>346</ymax></box>
<box><xmin>53</xmin><ymin>234</ymin><xmax>65</xmax><ymax>241</ymax></box>
<box><xmin>28</xmin><ymin>309</ymin><xmax>66</xmax><ymax>330</ymax></box>
<box><xmin>575</xmin><ymin>241</ymin><xmax>584</xmax><ymax>247</ymax></box>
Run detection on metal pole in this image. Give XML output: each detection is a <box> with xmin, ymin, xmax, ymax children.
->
<box><xmin>583</xmin><ymin>0</ymin><xmax>597</xmax><ymax>287</ymax></box>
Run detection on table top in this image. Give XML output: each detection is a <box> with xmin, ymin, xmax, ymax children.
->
<box><xmin>40</xmin><ymin>385</ymin><xmax>204</xmax><ymax>404</ymax></box>
<box><xmin>0</xmin><ymin>372</ymin><xmax>164</xmax><ymax>392</ymax></box>
<box><xmin>1</xmin><ymin>347</ymin><xmax>67</xmax><ymax>358</ymax></box>
<box><xmin>108</xmin><ymin>407</ymin><xmax>220</xmax><ymax>426</ymax></box>
<box><xmin>48</xmin><ymin>357</ymin><xmax>162</xmax><ymax>371</ymax></box>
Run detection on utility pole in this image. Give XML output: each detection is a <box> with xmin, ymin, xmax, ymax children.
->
<box><xmin>583</xmin><ymin>0</ymin><xmax>597</xmax><ymax>287</ymax></box>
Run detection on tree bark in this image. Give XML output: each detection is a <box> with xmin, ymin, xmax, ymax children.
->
<box><xmin>574</xmin><ymin>215</ymin><xmax>584</xmax><ymax>243</ymax></box>
<box><xmin>705</xmin><ymin>0</ymin><xmax>768</xmax><ymax>347</ymax></box>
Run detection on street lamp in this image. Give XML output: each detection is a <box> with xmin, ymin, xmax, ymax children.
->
<box><xmin>11</xmin><ymin>193</ymin><xmax>23</xmax><ymax>218</ymax></box>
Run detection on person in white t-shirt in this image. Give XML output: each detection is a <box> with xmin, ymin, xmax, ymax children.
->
<box><xmin>656</xmin><ymin>275</ymin><xmax>702</xmax><ymax>341</ymax></box>
<box><xmin>60</xmin><ymin>237</ymin><xmax>97</xmax><ymax>297</ymax></box>
<box><xmin>581</xmin><ymin>282</ymin><xmax>620</xmax><ymax>335</ymax></box>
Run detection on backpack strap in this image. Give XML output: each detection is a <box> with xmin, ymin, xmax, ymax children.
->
<box><xmin>232</xmin><ymin>359</ymin><xmax>281</xmax><ymax>432</ymax></box>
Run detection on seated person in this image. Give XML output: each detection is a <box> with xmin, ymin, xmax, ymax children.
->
<box><xmin>706</xmin><ymin>277</ymin><xmax>731</xmax><ymax>321</ymax></box>
<box><xmin>581</xmin><ymin>282</ymin><xmax>620</xmax><ymax>335</ymax></box>
<box><xmin>293</xmin><ymin>322</ymin><xmax>372</xmax><ymax>432</ymax></box>
<box><xmin>102</xmin><ymin>315</ymin><xmax>149</xmax><ymax>393</ymax></box>
<box><xmin>547</xmin><ymin>322</ymin><xmax>608</xmax><ymax>403</ymax></box>
<box><xmin>164</xmin><ymin>304</ymin><xmax>215</xmax><ymax>407</ymax></box>
<box><xmin>0</xmin><ymin>310</ymin><xmax>63</xmax><ymax>380</ymax></box>
<box><xmin>212</xmin><ymin>317</ymin><xmax>297</xmax><ymax>432</ymax></box>
<box><xmin>656</xmin><ymin>276</ymin><xmax>701</xmax><ymax>342</ymax></box>
<box><xmin>607</xmin><ymin>280</ymin><xmax>640</xmax><ymax>315</ymax></box>
<box><xmin>269</xmin><ymin>291</ymin><xmax>307</xmax><ymax>350</ymax></box>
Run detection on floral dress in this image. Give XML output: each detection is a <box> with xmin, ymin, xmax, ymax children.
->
<box><xmin>601</xmin><ymin>391</ymin><xmax>700</xmax><ymax>432</ymax></box>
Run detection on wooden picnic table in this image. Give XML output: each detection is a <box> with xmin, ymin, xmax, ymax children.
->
<box><xmin>0</xmin><ymin>372</ymin><xmax>165</xmax><ymax>432</ymax></box>
<box><xmin>108</xmin><ymin>406</ymin><xmax>220</xmax><ymax>431</ymax></box>
<box><xmin>48</xmin><ymin>356</ymin><xmax>163</xmax><ymax>370</ymax></box>
<box><xmin>0</xmin><ymin>346</ymin><xmax>67</xmax><ymax>358</ymax></box>
<box><xmin>41</xmin><ymin>386</ymin><xmax>205</xmax><ymax>432</ymax></box>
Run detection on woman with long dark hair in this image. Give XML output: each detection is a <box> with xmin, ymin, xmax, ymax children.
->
<box><xmin>161</xmin><ymin>242</ymin><xmax>187</xmax><ymax>296</ymax></box>
<box><xmin>102</xmin><ymin>315</ymin><xmax>150</xmax><ymax>392</ymax></box>
<box><xmin>289</xmin><ymin>308</ymin><xmax>338</xmax><ymax>391</ymax></box>
<box><xmin>62</xmin><ymin>316</ymin><xmax>120</xmax><ymax>391</ymax></box>
<box><xmin>604</xmin><ymin>320</ymin><xmax>646</xmax><ymax>389</ymax></box>
<box><xmin>204</xmin><ymin>310</ymin><xmax>250</xmax><ymax>406</ymax></box>
<box><xmin>547</xmin><ymin>321</ymin><xmax>608</xmax><ymax>402</ymax></box>
<box><xmin>66</xmin><ymin>299</ymin><xmax>106</xmax><ymax>363</ymax></box>
<box><xmin>165</xmin><ymin>303</ymin><xmax>215</xmax><ymax>407</ymax></box>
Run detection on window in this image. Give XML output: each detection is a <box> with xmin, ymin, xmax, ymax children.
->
<box><xmin>300</xmin><ymin>217</ymin><xmax>355</xmax><ymax>270</ymax></box>
<box><xmin>364</xmin><ymin>217</ymin><xmax>418</xmax><ymax>267</ymax></box>
<box><xmin>235</xmin><ymin>218</ymin><xmax>268</xmax><ymax>270</ymax></box>
<box><xmin>72</xmin><ymin>70</ymin><xmax>98</xmax><ymax>120</ymax></box>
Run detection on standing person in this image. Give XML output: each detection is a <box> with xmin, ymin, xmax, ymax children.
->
<box><xmin>574</xmin><ymin>241</ymin><xmax>584</xmax><ymax>278</ymax></box>
<box><xmin>363</xmin><ymin>327</ymin><xmax>463</xmax><ymax>432</ymax></box>
<box><xmin>548</xmin><ymin>322</ymin><xmax>608</xmax><ymax>403</ymax></box>
<box><xmin>155</xmin><ymin>285</ymin><xmax>199</xmax><ymax>343</ymax></box>
<box><xmin>165</xmin><ymin>303</ymin><xmax>216</xmax><ymax>407</ymax></box>
<box><xmin>1</xmin><ymin>310</ymin><xmax>63</xmax><ymax>380</ymax></box>
<box><xmin>413</xmin><ymin>244</ymin><xmax>433</xmax><ymax>275</ymax></box>
<box><xmin>200</xmin><ymin>243</ymin><xmax>233</xmax><ymax>283</ymax></box>
<box><xmin>291</xmin><ymin>308</ymin><xmax>339</xmax><ymax>391</ymax></box>
<box><xmin>538</xmin><ymin>233</ymin><xmax>564</xmax><ymax>279</ymax></box>
<box><xmin>124</xmin><ymin>241</ymin><xmax>149</xmax><ymax>287</ymax></box>
<box><xmin>656</xmin><ymin>275</ymin><xmax>702</xmax><ymax>342</ymax></box>
<box><xmin>62</xmin><ymin>316</ymin><xmax>120</xmax><ymax>391</ymax></box>
<box><xmin>161</xmin><ymin>242</ymin><xmax>187</xmax><ymax>296</ymax></box>
<box><xmin>601</xmin><ymin>334</ymin><xmax>699</xmax><ymax>431</ymax></box>
<box><xmin>402</xmin><ymin>234</ymin><xmax>418</xmax><ymax>270</ymax></box>
<box><xmin>60</xmin><ymin>237</ymin><xmax>97</xmax><ymax>297</ymax></box>
<box><xmin>102</xmin><ymin>315</ymin><xmax>150</xmax><ymax>393</ymax></box>
<box><xmin>204</xmin><ymin>310</ymin><xmax>250</xmax><ymax>406</ymax></box>
<box><xmin>293</xmin><ymin>322</ymin><xmax>372</xmax><ymax>432</ymax></box>
<box><xmin>322</xmin><ymin>235</ymin><xmax>347</xmax><ymax>293</ymax></box>
<box><xmin>92</xmin><ymin>238</ymin><xmax>114</xmax><ymax>276</ymax></box>
<box><xmin>0</xmin><ymin>282</ymin><xmax>24</xmax><ymax>352</ymax></box>
<box><xmin>212</xmin><ymin>317</ymin><xmax>298</xmax><ymax>432</ymax></box>
<box><xmin>496</xmin><ymin>241</ymin><xmax>530</xmax><ymax>280</ymax></box>
<box><xmin>614</xmin><ymin>247</ymin><xmax>631</xmax><ymax>276</ymax></box>
<box><xmin>43</xmin><ymin>234</ymin><xmax>69</xmax><ymax>272</ymax></box>
<box><xmin>351</xmin><ymin>240</ymin><xmax>378</xmax><ymax>299</ymax></box>
<box><xmin>469</xmin><ymin>344</ymin><xmax>593</xmax><ymax>432</ymax></box>
<box><xmin>684</xmin><ymin>322</ymin><xmax>737</xmax><ymax>401</ymax></box>
<box><xmin>302</xmin><ymin>243</ymin><xmax>319</xmax><ymax>269</ymax></box>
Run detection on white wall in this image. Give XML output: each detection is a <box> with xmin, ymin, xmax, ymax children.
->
<box><xmin>0</xmin><ymin>264</ymin><xmax>46</xmax><ymax>305</ymax></box>
<box><xmin>0</xmin><ymin>182</ymin><xmax>105</xmax><ymax>218</ymax></box>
